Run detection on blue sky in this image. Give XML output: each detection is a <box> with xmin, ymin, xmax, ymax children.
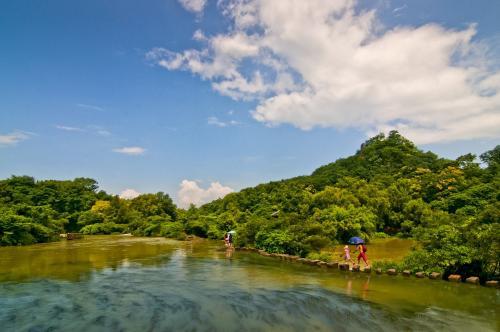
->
<box><xmin>1</xmin><ymin>0</ymin><xmax>499</xmax><ymax>207</ymax></box>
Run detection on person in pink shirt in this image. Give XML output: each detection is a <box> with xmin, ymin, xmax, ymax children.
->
<box><xmin>341</xmin><ymin>245</ymin><xmax>354</xmax><ymax>264</ymax></box>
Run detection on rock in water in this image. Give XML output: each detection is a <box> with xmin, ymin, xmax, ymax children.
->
<box><xmin>402</xmin><ymin>270</ymin><xmax>411</xmax><ymax>277</ymax></box>
<box><xmin>339</xmin><ymin>263</ymin><xmax>350</xmax><ymax>271</ymax></box>
<box><xmin>466</xmin><ymin>276</ymin><xmax>480</xmax><ymax>285</ymax></box>
<box><xmin>448</xmin><ymin>274</ymin><xmax>462</xmax><ymax>282</ymax></box>
<box><xmin>306</xmin><ymin>259</ymin><xmax>321</xmax><ymax>266</ymax></box>
<box><xmin>429</xmin><ymin>272</ymin><xmax>441</xmax><ymax>280</ymax></box>
<box><xmin>387</xmin><ymin>269</ymin><xmax>397</xmax><ymax>276</ymax></box>
<box><xmin>485</xmin><ymin>280</ymin><xmax>498</xmax><ymax>288</ymax></box>
<box><xmin>415</xmin><ymin>272</ymin><xmax>425</xmax><ymax>278</ymax></box>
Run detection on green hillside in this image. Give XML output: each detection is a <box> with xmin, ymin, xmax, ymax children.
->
<box><xmin>1</xmin><ymin>131</ymin><xmax>498</xmax><ymax>279</ymax></box>
<box><xmin>182</xmin><ymin>131</ymin><xmax>499</xmax><ymax>278</ymax></box>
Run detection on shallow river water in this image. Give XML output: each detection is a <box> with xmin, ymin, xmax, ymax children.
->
<box><xmin>0</xmin><ymin>236</ymin><xmax>498</xmax><ymax>331</ymax></box>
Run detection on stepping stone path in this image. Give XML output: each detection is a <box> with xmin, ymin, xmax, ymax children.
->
<box><xmin>239</xmin><ymin>247</ymin><xmax>497</xmax><ymax>288</ymax></box>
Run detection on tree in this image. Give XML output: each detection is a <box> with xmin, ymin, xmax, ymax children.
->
<box><xmin>129</xmin><ymin>192</ymin><xmax>177</xmax><ymax>220</ymax></box>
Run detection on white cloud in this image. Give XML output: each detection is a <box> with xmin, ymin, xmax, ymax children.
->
<box><xmin>193</xmin><ymin>29</ymin><xmax>206</xmax><ymax>41</ymax></box>
<box><xmin>119</xmin><ymin>188</ymin><xmax>141</xmax><ymax>199</ymax></box>
<box><xmin>56</xmin><ymin>124</ymin><xmax>112</xmax><ymax>137</ymax></box>
<box><xmin>178</xmin><ymin>0</ymin><xmax>206</xmax><ymax>13</ymax></box>
<box><xmin>178</xmin><ymin>180</ymin><xmax>233</xmax><ymax>208</ymax></box>
<box><xmin>112</xmin><ymin>146</ymin><xmax>146</xmax><ymax>155</ymax></box>
<box><xmin>149</xmin><ymin>0</ymin><xmax>500</xmax><ymax>144</ymax></box>
<box><xmin>95</xmin><ymin>129</ymin><xmax>111</xmax><ymax>136</ymax></box>
<box><xmin>208</xmin><ymin>116</ymin><xmax>227</xmax><ymax>127</ymax></box>
<box><xmin>207</xmin><ymin>116</ymin><xmax>240</xmax><ymax>127</ymax></box>
<box><xmin>0</xmin><ymin>131</ymin><xmax>31</xmax><ymax>146</ymax></box>
<box><xmin>76</xmin><ymin>103</ymin><xmax>104</xmax><ymax>111</ymax></box>
<box><xmin>392</xmin><ymin>4</ymin><xmax>407</xmax><ymax>14</ymax></box>
<box><xmin>56</xmin><ymin>125</ymin><xmax>84</xmax><ymax>132</ymax></box>
<box><xmin>88</xmin><ymin>125</ymin><xmax>112</xmax><ymax>136</ymax></box>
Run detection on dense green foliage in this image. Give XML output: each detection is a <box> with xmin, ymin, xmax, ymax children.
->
<box><xmin>183</xmin><ymin>132</ymin><xmax>499</xmax><ymax>279</ymax></box>
<box><xmin>0</xmin><ymin>177</ymin><xmax>180</xmax><ymax>245</ymax></box>
<box><xmin>1</xmin><ymin>132</ymin><xmax>498</xmax><ymax>280</ymax></box>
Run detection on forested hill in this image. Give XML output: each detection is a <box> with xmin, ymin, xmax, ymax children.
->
<box><xmin>186</xmin><ymin>131</ymin><xmax>499</xmax><ymax>277</ymax></box>
<box><xmin>311</xmin><ymin>132</ymin><xmax>449</xmax><ymax>185</ymax></box>
<box><xmin>1</xmin><ymin>131</ymin><xmax>498</xmax><ymax>278</ymax></box>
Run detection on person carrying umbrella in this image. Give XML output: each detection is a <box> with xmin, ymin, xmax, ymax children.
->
<box><xmin>349</xmin><ymin>237</ymin><xmax>370</xmax><ymax>267</ymax></box>
<box><xmin>226</xmin><ymin>230</ymin><xmax>236</xmax><ymax>248</ymax></box>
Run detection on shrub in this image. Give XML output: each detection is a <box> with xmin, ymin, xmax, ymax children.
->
<box><xmin>185</xmin><ymin>219</ymin><xmax>208</xmax><ymax>237</ymax></box>
<box><xmin>160</xmin><ymin>222</ymin><xmax>186</xmax><ymax>240</ymax></box>
<box><xmin>80</xmin><ymin>222</ymin><xmax>127</xmax><ymax>235</ymax></box>
<box><xmin>255</xmin><ymin>230</ymin><xmax>309</xmax><ymax>256</ymax></box>
<box><xmin>371</xmin><ymin>232</ymin><xmax>389</xmax><ymax>239</ymax></box>
<box><xmin>306</xmin><ymin>251</ymin><xmax>334</xmax><ymax>262</ymax></box>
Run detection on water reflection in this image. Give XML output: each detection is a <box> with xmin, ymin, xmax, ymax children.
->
<box><xmin>0</xmin><ymin>236</ymin><xmax>178</xmax><ymax>282</ymax></box>
<box><xmin>225</xmin><ymin>248</ymin><xmax>234</xmax><ymax>259</ymax></box>
<box><xmin>0</xmin><ymin>236</ymin><xmax>498</xmax><ymax>331</ymax></box>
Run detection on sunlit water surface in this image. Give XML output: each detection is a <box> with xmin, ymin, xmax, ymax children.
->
<box><xmin>0</xmin><ymin>236</ymin><xmax>498</xmax><ymax>331</ymax></box>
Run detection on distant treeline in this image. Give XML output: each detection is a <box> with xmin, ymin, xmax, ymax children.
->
<box><xmin>1</xmin><ymin>131</ymin><xmax>498</xmax><ymax>279</ymax></box>
<box><xmin>0</xmin><ymin>177</ymin><xmax>179</xmax><ymax>244</ymax></box>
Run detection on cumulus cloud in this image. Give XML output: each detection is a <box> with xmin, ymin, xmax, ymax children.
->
<box><xmin>148</xmin><ymin>0</ymin><xmax>500</xmax><ymax>144</ymax></box>
<box><xmin>112</xmin><ymin>146</ymin><xmax>146</xmax><ymax>155</ymax></box>
<box><xmin>178</xmin><ymin>0</ymin><xmax>206</xmax><ymax>13</ymax></box>
<box><xmin>178</xmin><ymin>180</ymin><xmax>233</xmax><ymax>208</ymax></box>
<box><xmin>119</xmin><ymin>188</ymin><xmax>141</xmax><ymax>199</ymax></box>
<box><xmin>193</xmin><ymin>29</ymin><xmax>206</xmax><ymax>41</ymax></box>
<box><xmin>0</xmin><ymin>131</ymin><xmax>31</xmax><ymax>146</ymax></box>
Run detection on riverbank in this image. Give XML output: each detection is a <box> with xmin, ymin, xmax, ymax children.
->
<box><xmin>238</xmin><ymin>246</ymin><xmax>499</xmax><ymax>288</ymax></box>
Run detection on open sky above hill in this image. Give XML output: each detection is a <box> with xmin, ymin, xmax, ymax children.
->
<box><xmin>1</xmin><ymin>0</ymin><xmax>499</xmax><ymax>207</ymax></box>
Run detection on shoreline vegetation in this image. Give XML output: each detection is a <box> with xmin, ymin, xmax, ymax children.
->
<box><xmin>1</xmin><ymin>131</ymin><xmax>498</xmax><ymax>284</ymax></box>
<box><xmin>235</xmin><ymin>245</ymin><xmax>498</xmax><ymax>287</ymax></box>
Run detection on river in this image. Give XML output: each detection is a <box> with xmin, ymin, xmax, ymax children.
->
<box><xmin>0</xmin><ymin>236</ymin><xmax>498</xmax><ymax>331</ymax></box>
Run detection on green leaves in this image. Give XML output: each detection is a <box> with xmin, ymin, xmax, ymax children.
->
<box><xmin>0</xmin><ymin>133</ymin><xmax>498</xmax><ymax>281</ymax></box>
<box><xmin>182</xmin><ymin>133</ymin><xmax>498</xmax><ymax>278</ymax></box>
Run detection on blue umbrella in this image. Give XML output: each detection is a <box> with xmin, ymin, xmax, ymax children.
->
<box><xmin>348</xmin><ymin>236</ymin><xmax>364</xmax><ymax>245</ymax></box>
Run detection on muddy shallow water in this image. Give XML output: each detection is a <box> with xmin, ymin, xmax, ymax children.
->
<box><xmin>0</xmin><ymin>236</ymin><xmax>498</xmax><ymax>331</ymax></box>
